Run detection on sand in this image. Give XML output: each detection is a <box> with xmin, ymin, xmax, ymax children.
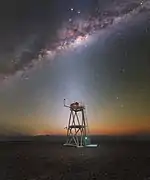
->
<box><xmin>0</xmin><ymin>140</ymin><xmax>150</xmax><ymax>180</ymax></box>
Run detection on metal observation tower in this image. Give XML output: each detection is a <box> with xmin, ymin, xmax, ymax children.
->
<box><xmin>63</xmin><ymin>99</ymin><xmax>98</xmax><ymax>148</ymax></box>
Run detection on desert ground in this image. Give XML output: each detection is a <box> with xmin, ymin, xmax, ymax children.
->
<box><xmin>0</xmin><ymin>138</ymin><xmax>150</xmax><ymax>180</ymax></box>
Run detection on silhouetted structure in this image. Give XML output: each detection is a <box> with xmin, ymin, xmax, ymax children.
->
<box><xmin>63</xmin><ymin>99</ymin><xmax>98</xmax><ymax>148</ymax></box>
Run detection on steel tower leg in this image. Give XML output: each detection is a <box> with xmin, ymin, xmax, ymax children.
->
<box><xmin>64</xmin><ymin>110</ymin><xmax>87</xmax><ymax>147</ymax></box>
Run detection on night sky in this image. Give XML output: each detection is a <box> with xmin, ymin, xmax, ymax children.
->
<box><xmin>0</xmin><ymin>0</ymin><xmax>150</xmax><ymax>136</ymax></box>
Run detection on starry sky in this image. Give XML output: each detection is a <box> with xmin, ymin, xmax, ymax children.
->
<box><xmin>0</xmin><ymin>0</ymin><xmax>150</xmax><ymax>136</ymax></box>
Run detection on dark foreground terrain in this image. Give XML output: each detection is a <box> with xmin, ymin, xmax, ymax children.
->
<box><xmin>0</xmin><ymin>139</ymin><xmax>150</xmax><ymax>180</ymax></box>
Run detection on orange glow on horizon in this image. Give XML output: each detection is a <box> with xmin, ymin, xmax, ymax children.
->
<box><xmin>33</xmin><ymin>116</ymin><xmax>150</xmax><ymax>136</ymax></box>
<box><xmin>37</xmin><ymin>125</ymin><xmax>150</xmax><ymax>136</ymax></box>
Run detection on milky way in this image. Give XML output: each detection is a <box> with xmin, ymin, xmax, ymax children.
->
<box><xmin>0</xmin><ymin>0</ymin><xmax>149</xmax><ymax>85</ymax></box>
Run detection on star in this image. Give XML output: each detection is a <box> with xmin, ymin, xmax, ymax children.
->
<box><xmin>121</xmin><ymin>104</ymin><xmax>124</xmax><ymax>108</ymax></box>
<box><xmin>69</xmin><ymin>18</ymin><xmax>72</xmax><ymax>22</ymax></box>
<box><xmin>140</xmin><ymin>1</ymin><xmax>143</xmax><ymax>5</ymax></box>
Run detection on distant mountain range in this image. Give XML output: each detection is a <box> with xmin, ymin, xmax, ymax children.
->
<box><xmin>0</xmin><ymin>134</ymin><xmax>150</xmax><ymax>142</ymax></box>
